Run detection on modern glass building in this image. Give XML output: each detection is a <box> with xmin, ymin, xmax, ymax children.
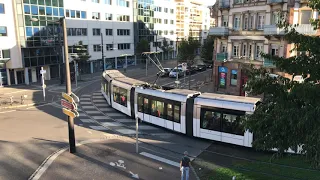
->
<box><xmin>19</xmin><ymin>0</ymin><xmax>64</xmax><ymax>82</ymax></box>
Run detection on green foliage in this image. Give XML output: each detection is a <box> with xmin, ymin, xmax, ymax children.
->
<box><xmin>201</xmin><ymin>36</ymin><xmax>214</xmax><ymax>62</ymax></box>
<box><xmin>244</xmin><ymin>0</ymin><xmax>320</xmax><ymax>167</ymax></box>
<box><xmin>160</xmin><ymin>38</ymin><xmax>174</xmax><ymax>53</ymax></box>
<box><xmin>136</xmin><ymin>38</ymin><xmax>149</xmax><ymax>55</ymax></box>
<box><xmin>70</xmin><ymin>41</ymin><xmax>91</xmax><ymax>62</ymax></box>
<box><xmin>178</xmin><ymin>36</ymin><xmax>201</xmax><ymax>65</ymax></box>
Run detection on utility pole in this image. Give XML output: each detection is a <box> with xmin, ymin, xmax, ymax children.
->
<box><xmin>62</xmin><ymin>17</ymin><xmax>76</xmax><ymax>153</ymax></box>
<box><xmin>58</xmin><ymin>25</ymin><xmax>64</xmax><ymax>85</ymax></box>
<box><xmin>135</xmin><ymin>114</ymin><xmax>139</xmax><ymax>153</ymax></box>
<box><xmin>101</xmin><ymin>33</ymin><xmax>105</xmax><ymax>71</ymax></box>
<box><xmin>155</xmin><ymin>32</ymin><xmax>158</xmax><ymax>59</ymax></box>
<box><xmin>176</xmin><ymin>36</ymin><xmax>179</xmax><ymax>88</ymax></box>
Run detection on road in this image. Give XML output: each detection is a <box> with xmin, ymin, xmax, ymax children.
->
<box><xmin>0</xmin><ymin>64</ymin><xmax>212</xmax><ymax>180</ymax></box>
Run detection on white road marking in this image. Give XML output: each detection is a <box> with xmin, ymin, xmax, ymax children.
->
<box><xmin>92</xmin><ymin>116</ymin><xmax>109</xmax><ymax>120</ymax></box>
<box><xmin>86</xmin><ymin>110</ymin><xmax>101</xmax><ymax>114</ymax></box>
<box><xmin>80</xmin><ymin>98</ymin><xmax>91</xmax><ymax>101</ymax></box>
<box><xmin>99</xmin><ymin>107</ymin><xmax>113</xmax><ymax>111</ymax></box>
<box><xmin>92</xmin><ymin>96</ymin><xmax>104</xmax><ymax>99</ymax></box>
<box><xmin>80</xmin><ymin>102</ymin><xmax>92</xmax><ymax>105</ymax></box>
<box><xmin>81</xmin><ymin>106</ymin><xmax>95</xmax><ymax>109</ymax></box>
<box><xmin>81</xmin><ymin>94</ymin><xmax>91</xmax><ymax>97</ymax></box>
<box><xmin>89</xmin><ymin>126</ymin><xmax>108</xmax><ymax>130</ymax></box>
<box><xmin>117</xmin><ymin>119</ymin><xmax>134</xmax><ymax>123</ymax></box>
<box><xmin>93</xmin><ymin>92</ymin><xmax>101</xmax><ymax>96</ymax></box>
<box><xmin>0</xmin><ymin>110</ymin><xmax>16</xmax><ymax>114</ymax></box>
<box><xmin>140</xmin><ymin>152</ymin><xmax>180</xmax><ymax>167</ymax></box>
<box><xmin>101</xmin><ymin>122</ymin><xmax>122</xmax><ymax>127</ymax></box>
<box><xmin>132</xmin><ymin>125</ymin><xmax>159</xmax><ymax>130</ymax></box>
<box><xmin>95</xmin><ymin>104</ymin><xmax>109</xmax><ymax>107</ymax></box>
<box><xmin>93</xmin><ymin>99</ymin><xmax>106</xmax><ymax>103</ymax></box>
<box><xmin>106</xmin><ymin>112</ymin><xmax>125</xmax><ymax>116</ymax></box>
<box><xmin>116</xmin><ymin>129</ymin><xmax>137</xmax><ymax>135</ymax></box>
<box><xmin>80</xmin><ymin>119</ymin><xmax>94</xmax><ymax>123</ymax></box>
<box><xmin>78</xmin><ymin>113</ymin><xmax>86</xmax><ymax>117</ymax></box>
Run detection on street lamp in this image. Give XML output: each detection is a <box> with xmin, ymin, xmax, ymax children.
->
<box><xmin>30</xmin><ymin>17</ymin><xmax>76</xmax><ymax>153</ymax></box>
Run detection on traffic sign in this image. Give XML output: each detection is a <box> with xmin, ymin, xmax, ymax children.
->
<box><xmin>62</xmin><ymin>92</ymin><xmax>74</xmax><ymax>103</ymax></box>
<box><xmin>70</xmin><ymin>92</ymin><xmax>80</xmax><ymax>103</ymax></box>
<box><xmin>62</xmin><ymin>108</ymin><xmax>78</xmax><ymax>118</ymax></box>
<box><xmin>40</xmin><ymin>70</ymin><xmax>46</xmax><ymax>74</ymax></box>
<box><xmin>61</xmin><ymin>99</ymin><xmax>76</xmax><ymax>110</ymax></box>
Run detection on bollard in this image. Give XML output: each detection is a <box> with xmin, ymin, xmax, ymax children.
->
<box><xmin>21</xmin><ymin>96</ymin><xmax>24</xmax><ymax>104</ymax></box>
<box><xmin>10</xmin><ymin>96</ymin><xmax>13</xmax><ymax>106</ymax></box>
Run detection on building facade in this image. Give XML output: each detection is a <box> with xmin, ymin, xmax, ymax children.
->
<box><xmin>209</xmin><ymin>0</ymin><xmax>318</xmax><ymax>96</ymax></box>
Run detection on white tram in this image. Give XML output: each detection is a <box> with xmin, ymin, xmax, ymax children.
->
<box><xmin>101</xmin><ymin>70</ymin><xmax>261</xmax><ymax>147</ymax></box>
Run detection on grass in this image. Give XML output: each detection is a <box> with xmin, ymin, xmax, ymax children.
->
<box><xmin>193</xmin><ymin>154</ymin><xmax>320</xmax><ymax>180</ymax></box>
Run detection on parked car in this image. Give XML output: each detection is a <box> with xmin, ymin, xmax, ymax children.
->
<box><xmin>205</xmin><ymin>63</ymin><xmax>213</xmax><ymax>68</ymax></box>
<box><xmin>196</xmin><ymin>64</ymin><xmax>207</xmax><ymax>71</ymax></box>
<box><xmin>157</xmin><ymin>68</ymin><xmax>172</xmax><ymax>77</ymax></box>
<box><xmin>186</xmin><ymin>65</ymin><xmax>197</xmax><ymax>75</ymax></box>
<box><xmin>169</xmin><ymin>68</ymin><xmax>184</xmax><ymax>78</ymax></box>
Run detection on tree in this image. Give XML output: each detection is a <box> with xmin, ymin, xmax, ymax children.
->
<box><xmin>136</xmin><ymin>38</ymin><xmax>150</xmax><ymax>55</ymax></box>
<box><xmin>160</xmin><ymin>38</ymin><xmax>174</xmax><ymax>59</ymax></box>
<box><xmin>70</xmin><ymin>41</ymin><xmax>91</xmax><ymax>81</ymax></box>
<box><xmin>201</xmin><ymin>36</ymin><xmax>214</xmax><ymax>63</ymax></box>
<box><xmin>178</xmin><ymin>36</ymin><xmax>201</xmax><ymax>65</ymax></box>
<box><xmin>243</xmin><ymin>0</ymin><xmax>320</xmax><ymax>167</ymax></box>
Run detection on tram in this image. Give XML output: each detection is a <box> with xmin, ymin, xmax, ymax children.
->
<box><xmin>101</xmin><ymin>70</ymin><xmax>260</xmax><ymax>147</ymax></box>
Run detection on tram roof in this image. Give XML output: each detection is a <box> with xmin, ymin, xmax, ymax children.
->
<box><xmin>103</xmin><ymin>70</ymin><xmax>126</xmax><ymax>79</ymax></box>
<box><xmin>165</xmin><ymin>89</ymin><xmax>201</xmax><ymax>97</ymax></box>
<box><xmin>198</xmin><ymin>93</ymin><xmax>260</xmax><ymax>104</ymax></box>
<box><xmin>114</xmin><ymin>77</ymin><xmax>145</xmax><ymax>86</ymax></box>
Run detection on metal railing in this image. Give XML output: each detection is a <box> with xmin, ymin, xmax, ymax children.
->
<box><xmin>263</xmin><ymin>58</ymin><xmax>275</xmax><ymax>67</ymax></box>
<box><xmin>267</xmin><ymin>0</ymin><xmax>284</xmax><ymax>4</ymax></box>
<box><xmin>209</xmin><ymin>27</ymin><xmax>229</xmax><ymax>36</ymax></box>
<box><xmin>264</xmin><ymin>25</ymin><xmax>285</xmax><ymax>35</ymax></box>
<box><xmin>216</xmin><ymin>53</ymin><xmax>228</xmax><ymax>62</ymax></box>
<box><xmin>295</xmin><ymin>24</ymin><xmax>318</xmax><ymax>35</ymax></box>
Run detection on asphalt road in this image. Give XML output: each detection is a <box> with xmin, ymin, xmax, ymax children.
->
<box><xmin>0</xmin><ymin>65</ymin><xmax>212</xmax><ymax>180</ymax></box>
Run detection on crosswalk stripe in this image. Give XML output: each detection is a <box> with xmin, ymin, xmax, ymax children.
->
<box><xmin>86</xmin><ymin>111</ymin><xmax>101</xmax><ymax>114</ymax></box>
<box><xmin>116</xmin><ymin>128</ymin><xmax>137</xmax><ymax>135</ymax></box>
<box><xmin>140</xmin><ymin>152</ymin><xmax>180</xmax><ymax>167</ymax></box>
<box><xmin>81</xmin><ymin>95</ymin><xmax>91</xmax><ymax>97</ymax></box>
<box><xmin>81</xmin><ymin>106</ymin><xmax>95</xmax><ymax>109</ymax></box>
<box><xmin>80</xmin><ymin>119</ymin><xmax>94</xmax><ymax>123</ymax></box>
<box><xmin>93</xmin><ymin>92</ymin><xmax>101</xmax><ymax>96</ymax></box>
<box><xmin>92</xmin><ymin>116</ymin><xmax>109</xmax><ymax>120</ymax></box>
<box><xmin>80</xmin><ymin>102</ymin><xmax>92</xmax><ymax>105</ymax></box>
<box><xmin>117</xmin><ymin>119</ymin><xmax>134</xmax><ymax>123</ymax></box>
<box><xmin>89</xmin><ymin>126</ymin><xmax>108</xmax><ymax>130</ymax></box>
<box><xmin>106</xmin><ymin>112</ymin><xmax>126</xmax><ymax>116</ymax></box>
<box><xmin>98</xmin><ymin>107</ymin><xmax>113</xmax><ymax>111</ymax></box>
<box><xmin>92</xmin><ymin>96</ymin><xmax>104</xmax><ymax>99</ymax></box>
<box><xmin>132</xmin><ymin>125</ymin><xmax>159</xmax><ymax>130</ymax></box>
<box><xmin>101</xmin><ymin>122</ymin><xmax>122</xmax><ymax>127</ymax></box>
<box><xmin>79</xmin><ymin>113</ymin><xmax>87</xmax><ymax>117</ymax></box>
<box><xmin>80</xmin><ymin>98</ymin><xmax>91</xmax><ymax>101</ymax></box>
<box><xmin>95</xmin><ymin>103</ymin><xmax>109</xmax><ymax>107</ymax></box>
<box><xmin>93</xmin><ymin>99</ymin><xmax>106</xmax><ymax>103</ymax></box>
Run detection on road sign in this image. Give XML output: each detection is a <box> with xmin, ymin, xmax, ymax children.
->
<box><xmin>62</xmin><ymin>108</ymin><xmax>77</xmax><ymax>118</ymax></box>
<box><xmin>70</xmin><ymin>92</ymin><xmax>80</xmax><ymax>103</ymax></box>
<box><xmin>40</xmin><ymin>70</ymin><xmax>46</xmax><ymax>74</ymax></box>
<box><xmin>42</xmin><ymin>84</ymin><xmax>46</xmax><ymax>88</ymax></box>
<box><xmin>62</xmin><ymin>92</ymin><xmax>74</xmax><ymax>103</ymax></box>
<box><xmin>61</xmin><ymin>99</ymin><xmax>76</xmax><ymax>110</ymax></box>
<box><xmin>175</xmin><ymin>81</ymin><xmax>180</xmax><ymax>84</ymax></box>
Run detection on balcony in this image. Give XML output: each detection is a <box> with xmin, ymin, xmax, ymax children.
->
<box><xmin>300</xmin><ymin>0</ymin><xmax>309</xmax><ymax>3</ymax></box>
<box><xmin>216</xmin><ymin>53</ymin><xmax>228</xmax><ymax>62</ymax></box>
<box><xmin>263</xmin><ymin>58</ymin><xmax>275</xmax><ymax>68</ymax></box>
<box><xmin>264</xmin><ymin>25</ymin><xmax>285</xmax><ymax>36</ymax></box>
<box><xmin>219</xmin><ymin>1</ymin><xmax>230</xmax><ymax>9</ymax></box>
<box><xmin>209</xmin><ymin>27</ymin><xmax>229</xmax><ymax>36</ymax></box>
<box><xmin>267</xmin><ymin>0</ymin><xmax>284</xmax><ymax>4</ymax></box>
<box><xmin>295</xmin><ymin>24</ymin><xmax>318</xmax><ymax>35</ymax></box>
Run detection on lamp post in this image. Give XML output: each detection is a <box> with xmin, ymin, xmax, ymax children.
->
<box><xmin>175</xmin><ymin>33</ymin><xmax>180</xmax><ymax>88</ymax></box>
<box><xmin>30</xmin><ymin>17</ymin><xmax>76</xmax><ymax>153</ymax></box>
<box><xmin>101</xmin><ymin>33</ymin><xmax>105</xmax><ymax>71</ymax></box>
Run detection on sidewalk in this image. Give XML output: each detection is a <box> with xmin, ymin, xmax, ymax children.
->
<box><xmin>37</xmin><ymin>138</ymin><xmax>197</xmax><ymax>180</ymax></box>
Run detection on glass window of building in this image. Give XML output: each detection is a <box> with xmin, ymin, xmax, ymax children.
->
<box><xmin>30</xmin><ymin>0</ymin><xmax>37</xmax><ymax>4</ymax></box>
<box><xmin>76</xmin><ymin>11</ymin><xmax>81</xmax><ymax>18</ymax></box>
<box><xmin>24</xmin><ymin>5</ymin><xmax>30</xmax><ymax>14</ymax></box>
<box><xmin>92</xmin><ymin>0</ymin><xmax>100</xmax><ymax>3</ymax></box>
<box><xmin>46</xmin><ymin>7</ymin><xmax>52</xmax><ymax>15</ymax></box>
<box><xmin>164</xmin><ymin>8</ymin><xmax>168</xmax><ymax>13</ymax></box>
<box><xmin>170</xmin><ymin>20</ymin><xmax>174</xmax><ymax>24</ymax></box>
<box><xmin>170</xmin><ymin>9</ymin><xmax>174</xmax><ymax>14</ymax></box>
<box><xmin>300</xmin><ymin>10</ymin><xmax>312</xmax><ymax>24</ymax></box>
<box><xmin>106</xmin><ymin>29</ymin><xmax>112</xmax><ymax>35</ymax></box>
<box><xmin>104</xmin><ymin>0</ymin><xmax>111</xmax><ymax>5</ymax></box>
<box><xmin>0</xmin><ymin>4</ymin><xmax>4</xmax><ymax>14</ymax></box>
<box><xmin>230</xmin><ymin>70</ymin><xmax>237</xmax><ymax>86</ymax></box>
<box><xmin>92</xmin><ymin>28</ymin><xmax>101</xmax><ymax>36</ymax></box>
<box><xmin>0</xmin><ymin>49</ymin><xmax>10</xmax><ymax>59</ymax></box>
<box><xmin>70</xmin><ymin>10</ymin><xmax>75</xmax><ymax>18</ymax></box>
<box><xmin>174</xmin><ymin>105</ymin><xmax>180</xmax><ymax>123</ymax></box>
<box><xmin>93</xmin><ymin>44</ymin><xmax>101</xmax><ymax>52</ymax></box>
<box><xmin>39</xmin><ymin>6</ymin><xmax>45</xmax><ymax>15</ymax></box>
<box><xmin>45</xmin><ymin>0</ymin><xmax>52</xmax><ymax>6</ymax></box>
<box><xmin>81</xmin><ymin>11</ymin><xmax>86</xmax><ymax>19</ymax></box>
<box><xmin>106</xmin><ymin>44</ymin><xmax>113</xmax><ymax>51</ymax></box>
<box><xmin>0</xmin><ymin>26</ymin><xmax>7</xmax><ymax>36</ymax></box>
<box><xmin>92</xmin><ymin>12</ymin><xmax>100</xmax><ymax>19</ymax></box>
<box><xmin>59</xmin><ymin>8</ymin><xmax>64</xmax><ymax>16</ymax></box>
<box><xmin>31</xmin><ymin>5</ymin><xmax>38</xmax><ymax>15</ymax></box>
<box><xmin>164</xmin><ymin>19</ymin><xmax>168</xmax><ymax>24</ymax></box>
<box><xmin>105</xmin><ymin>13</ymin><xmax>112</xmax><ymax>20</ymax></box>
<box><xmin>167</xmin><ymin>104</ymin><xmax>173</xmax><ymax>121</ymax></box>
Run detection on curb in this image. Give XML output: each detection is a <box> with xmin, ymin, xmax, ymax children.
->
<box><xmin>0</xmin><ymin>102</ymin><xmax>47</xmax><ymax>110</ymax></box>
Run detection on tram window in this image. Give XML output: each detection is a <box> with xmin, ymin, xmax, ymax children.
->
<box><xmin>221</xmin><ymin>114</ymin><xmax>244</xmax><ymax>135</ymax></box>
<box><xmin>138</xmin><ymin>95</ymin><xmax>143</xmax><ymax>112</ymax></box>
<box><xmin>151</xmin><ymin>100</ymin><xmax>164</xmax><ymax>118</ymax></box>
<box><xmin>106</xmin><ymin>81</ymin><xmax>109</xmax><ymax>96</ymax></box>
<box><xmin>144</xmin><ymin>98</ymin><xmax>149</xmax><ymax>114</ymax></box>
<box><xmin>119</xmin><ymin>88</ymin><xmax>127</xmax><ymax>107</ymax></box>
<box><xmin>200</xmin><ymin>110</ymin><xmax>221</xmax><ymax>132</ymax></box>
<box><xmin>113</xmin><ymin>86</ymin><xmax>119</xmax><ymax>103</ymax></box>
<box><xmin>173</xmin><ymin>105</ymin><xmax>180</xmax><ymax>123</ymax></box>
<box><xmin>167</xmin><ymin>104</ymin><xmax>173</xmax><ymax>121</ymax></box>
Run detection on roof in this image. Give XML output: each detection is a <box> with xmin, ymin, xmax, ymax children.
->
<box><xmin>103</xmin><ymin>70</ymin><xmax>126</xmax><ymax>79</ymax></box>
<box><xmin>166</xmin><ymin>89</ymin><xmax>201</xmax><ymax>96</ymax></box>
<box><xmin>198</xmin><ymin>93</ymin><xmax>260</xmax><ymax>104</ymax></box>
<box><xmin>114</xmin><ymin>77</ymin><xmax>145</xmax><ymax>86</ymax></box>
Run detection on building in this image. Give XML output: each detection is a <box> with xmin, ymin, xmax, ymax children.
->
<box><xmin>209</xmin><ymin>0</ymin><xmax>318</xmax><ymax>96</ymax></box>
<box><xmin>175</xmin><ymin>0</ymin><xmax>211</xmax><ymax>45</ymax></box>
<box><xmin>2</xmin><ymin>0</ymin><xmax>135</xmax><ymax>85</ymax></box>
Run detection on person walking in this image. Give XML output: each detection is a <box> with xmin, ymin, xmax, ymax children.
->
<box><xmin>180</xmin><ymin>151</ymin><xmax>191</xmax><ymax>180</ymax></box>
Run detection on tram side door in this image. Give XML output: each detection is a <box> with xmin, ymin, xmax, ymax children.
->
<box><xmin>185</xmin><ymin>98</ymin><xmax>194</xmax><ymax>136</ymax></box>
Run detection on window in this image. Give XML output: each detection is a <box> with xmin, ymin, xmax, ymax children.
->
<box><xmin>170</xmin><ymin>20</ymin><xmax>174</xmax><ymax>24</ymax></box>
<box><xmin>104</xmin><ymin>0</ymin><xmax>111</xmax><ymax>5</ymax></box>
<box><xmin>138</xmin><ymin>96</ymin><xmax>143</xmax><ymax>112</ymax></box>
<box><xmin>106</xmin><ymin>44</ymin><xmax>113</xmax><ymax>51</ymax></box>
<box><xmin>105</xmin><ymin>13</ymin><xmax>112</xmax><ymax>20</ymax></box>
<box><xmin>170</xmin><ymin>30</ymin><xmax>174</xmax><ymax>35</ymax></box>
<box><xmin>170</xmin><ymin>9</ymin><xmax>174</xmax><ymax>14</ymax></box>
<box><xmin>230</xmin><ymin>70</ymin><xmax>237</xmax><ymax>86</ymax></box>
<box><xmin>81</xmin><ymin>11</ymin><xmax>86</xmax><ymax>19</ymax></box>
<box><xmin>67</xmin><ymin>28</ymin><xmax>87</xmax><ymax>36</ymax></box>
<box><xmin>92</xmin><ymin>12</ymin><xmax>100</xmax><ymax>19</ymax></box>
<box><xmin>76</xmin><ymin>11</ymin><xmax>81</xmax><ymax>18</ymax></box>
<box><xmin>257</xmin><ymin>15</ymin><xmax>264</xmax><ymax>30</ymax></box>
<box><xmin>256</xmin><ymin>44</ymin><xmax>263</xmax><ymax>59</ymax></box>
<box><xmin>93</xmin><ymin>28</ymin><xmax>101</xmax><ymax>36</ymax></box>
<box><xmin>113</xmin><ymin>86</ymin><xmax>127</xmax><ymax>107</ymax></box>
<box><xmin>174</xmin><ymin>105</ymin><xmax>180</xmax><ymax>123</ymax></box>
<box><xmin>300</xmin><ymin>10</ymin><xmax>312</xmax><ymax>24</ymax></box>
<box><xmin>0</xmin><ymin>3</ymin><xmax>4</xmax><ymax>14</ymax></box>
<box><xmin>92</xmin><ymin>0</ymin><xmax>100</xmax><ymax>3</ymax></box>
<box><xmin>31</xmin><ymin>5</ymin><xmax>38</xmax><ymax>15</ymax></box>
<box><xmin>167</xmin><ymin>104</ymin><xmax>173</xmax><ymax>121</ymax></box>
<box><xmin>272</xmin><ymin>12</ymin><xmax>281</xmax><ymax>25</ymax></box>
<box><xmin>0</xmin><ymin>26</ymin><xmax>7</xmax><ymax>36</ymax></box>
<box><xmin>249</xmin><ymin>44</ymin><xmax>252</xmax><ymax>57</ymax></box>
<box><xmin>117</xmin><ymin>29</ymin><xmax>130</xmax><ymax>36</ymax></box>
<box><xmin>222</xmin><ymin>45</ymin><xmax>227</xmax><ymax>53</ymax></box>
<box><xmin>164</xmin><ymin>19</ymin><xmax>168</xmax><ymax>24</ymax></box>
<box><xmin>243</xmin><ymin>44</ymin><xmax>247</xmax><ymax>56</ymax></box>
<box><xmin>154</xmin><ymin>6</ymin><xmax>162</xmax><ymax>12</ymax></box>
<box><xmin>234</xmin><ymin>0</ymin><xmax>242</xmax><ymax>3</ymax></box>
<box><xmin>234</xmin><ymin>16</ymin><xmax>240</xmax><ymax>30</ymax></box>
<box><xmin>154</xmin><ymin>18</ymin><xmax>162</xmax><ymax>24</ymax></box>
<box><xmin>71</xmin><ymin>10</ymin><xmax>75</xmax><ymax>18</ymax></box>
<box><xmin>222</xmin><ymin>15</ymin><xmax>228</xmax><ymax>27</ymax></box>
<box><xmin>93</xmin><ymin>44</ymin><xmax>101</xmax><ymax>52</ymax></box>
<box><xmin>271</xmin><ymin>46</ymin><xmax>279</xmax><ymax>56</ymax></box>
<box><xmin>117</xmin><ymin>15</ymin><xmax>130</xmax><ymax>22</ymax></box>
<box><xmin>244</xmin><ymin>16</ymin><xmax>248</xmax><ymax>30</ymax></box>
<box><xmin>117</xmin><ymin>0</ymin><xmax>129</xmax><ymax>7</ymax></box>
<box><xmin>0</xmin><ymin>49</ymin><xmax>10</xmax><ymax>59</ymax></box>
<box><xmin>200</xmin><ymin>108</ymin><xmax>245</xmax><ymax>136</ymax></box>
<box><xmin>106</xmin><ymin>29</ymin><xmax>113</xmax><ymax>36</ymax></box>
<box><xmin>164</xmin><ymin>30</ymin><xmax>168</xmax><ymax>35</ymax></box>
<box><xmin>118</xmin><ymin>43</ymin><xmax>130</xmax><ymax>50</ymax></box>
<box><xmin>233</xmin><ymin>45</ymin><xmax>239</xmax><ymax>57</ymax></box>
<box><xmin>24</xmin><ymin>5</ymin><xmax>30</xmax><ymax>14</ymax></box>
<box><xmin>170</xmin><ymin>41</ymin><xmax>173</xmax><ymax>45</ymax></box>
<box><xmin>151</xmin><ymin>100</ymin><xmax>164</xmax><ymax>118</ymax></box>
<box><xmin>164</xmin><ymin>8</ymin><xmax>168</xmax><ymax>13</ymax></box>
<box><xmin>249</xmin><ymin>15</ymin><xmax>254</xmax><ymax>29</ymax></box>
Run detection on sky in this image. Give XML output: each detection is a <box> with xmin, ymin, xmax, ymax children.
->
<box><xmin>202</xmin><ymin>0</ymin><xmax>216</xmax><ymax>6</ymax></box>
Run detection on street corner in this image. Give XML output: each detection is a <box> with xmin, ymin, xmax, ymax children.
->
<box><xmin>38</xmin><ymin>139</ymin><xmax>183</xmax><ymax>180</ymax></box>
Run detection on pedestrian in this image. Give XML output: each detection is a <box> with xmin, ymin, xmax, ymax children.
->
<box><xmin>180</xmin><ymin>151</ymin><xmax>191</xmax><ymax>180</ymax></box>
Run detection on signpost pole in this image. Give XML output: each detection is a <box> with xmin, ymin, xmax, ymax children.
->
<box><xmin>0</xmin><ymin>72</ymin><xmax>3</xmax><ymax>87</ymax></box>
<box><xmin>74</xmin><ymin>61</ymin><xmax>77</xmax><ymax>88</ymax></box>
<box><xmin>41</xmin><ymin>67</ymin><xmax>45</xmax><ymax>101</ymax></box>
<box><xmin>135</xmin><ymin>114</ymin><xmax>139</xmax><ymax>153</ymax></box>
<box><xmin>62</xmin><ymin>17</ymin><xmax>76</xmax><ymax>153</ymax></box>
